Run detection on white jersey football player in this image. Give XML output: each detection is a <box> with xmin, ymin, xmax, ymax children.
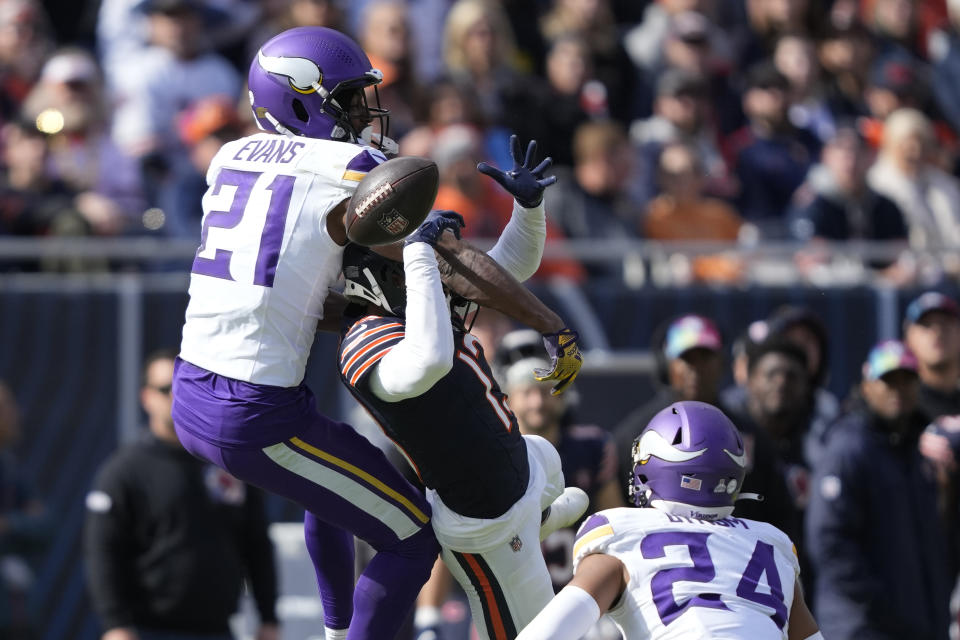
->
<box><xmin>172</xmin><ymin>25</ymin><xmax>574</xmax><ymax>640</ymax></box>
<box><xmin>516</xmin><ymin>401</ymin><xmax>821</xmax><ymax>640</ymax></box>
<box><xmin>172</xmin><ymin>26</ymin><xmax>443</xmax><ymax>640</ymax></box>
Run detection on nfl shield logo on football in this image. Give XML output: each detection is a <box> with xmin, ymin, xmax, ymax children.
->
<box><xmin>378</xmin><ymin>209</ymin><xmax>409</xmax><ymax>235</ymax></box>
<box><xmin>680</xmin><ymin>475</ymin><xmax>702</xmax><ymax>491</ymax></box>
<box><xmin>509</xmin><ymin>535</ymin><xmax>523</xmax><ymax>553</ymax></box>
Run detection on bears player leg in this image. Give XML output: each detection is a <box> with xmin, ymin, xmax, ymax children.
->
<box><xmin>441</xmin><ymin>508</ymin><xmax>555</xmax><ymax>640</ymax></box>
<box><xmin>427</xmin><ymin>436</ymin><xmax>567</xmax><ymax>639</ymax></box>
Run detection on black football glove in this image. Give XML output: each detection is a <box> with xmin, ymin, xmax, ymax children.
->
<box><xmin>533</xmin><ymin>327</ymin><xmax>583</xmax><ymax>395</ymax></box>
<box><xmin>404</xmin><ymin>209</ymin><xmax>466</xmax><ymax>247</ymax></box>
<box><xmin>477</xmin><ymin>135</ymin><xmax>557</xmax><ymax>208</ymax></box>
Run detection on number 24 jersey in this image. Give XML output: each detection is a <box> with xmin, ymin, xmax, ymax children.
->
<box><xmin>573</xmin><ymin>508</ymin><xmax>800</xmax><ymax>640</ymax></box>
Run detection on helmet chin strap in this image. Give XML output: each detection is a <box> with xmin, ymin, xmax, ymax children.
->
<box><xmin>262</xmin><ymin>110</ymin><xmax>297</xmax><ymax>138</ymax></box>
<box><xmin>310</xmin><ymin>81</ymin><xmax>330</xmax><ymax>100</ymax></box>
<box><xmin>362</xmin><ymin>267</ymin><xmax>395</xmax><ymax>313</ymax></box>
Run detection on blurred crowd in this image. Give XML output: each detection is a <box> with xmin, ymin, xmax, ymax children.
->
<box><xmin>5</xmin><ymin>0</ymin><xmax>960</xmax><ymax>283</ymax></box>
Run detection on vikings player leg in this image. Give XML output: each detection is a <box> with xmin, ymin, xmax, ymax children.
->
<box><xmin>171</xmin><ymin>27</ymin><xmax>437</xmax><ymax>640</ymax></box>
<box><xmin>516</xmin><ymin>402</ymin><xmax>822</xmax><ymax>640</ymax></box>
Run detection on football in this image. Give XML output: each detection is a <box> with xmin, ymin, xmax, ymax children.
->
<box><xmin>345</xmin><ymin>156</ymin><xmax>439</xmax><ymax>246</ymax></box>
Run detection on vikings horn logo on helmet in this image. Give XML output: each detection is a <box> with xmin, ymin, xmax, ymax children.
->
<box><xmin>634</xmin><ymin>430</ymin><xmax>707</xmax><ymax>465</ymax></box>
<box><xmin>257</xmin><ymin>51</ymin><xmax>323</xmax><ymax>94</ymax></box>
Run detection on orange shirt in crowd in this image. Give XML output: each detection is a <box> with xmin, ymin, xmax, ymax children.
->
<box><xmin>643</xmin><ymin>195</ymin><xmax>743</xmax><ymax>241</ymax></box>
<box><xmin>643</xmin><ymin>195</ymin><xmax>744</xmax><ymax>283</ymax></box>
<box><xmin>433</xmin><ymin>183</ymin><xmax>586</xmax><ymax>282</ymax></box>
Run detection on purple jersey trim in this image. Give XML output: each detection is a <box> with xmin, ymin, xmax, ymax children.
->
<box><xmin>345</xmin><ymin>149</ymin><xmax>386</xmax><ymax>174</ymax></box>
<box><xmin>576</xmin><ymin>513</ymin><xmax>611</xmax><ymax>540</ymax></box>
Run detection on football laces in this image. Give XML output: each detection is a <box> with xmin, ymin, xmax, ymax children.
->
<box><xmin>354</xmin><ymin>182</ymin><xmax>395</xmax><ymax>219</ymax></box>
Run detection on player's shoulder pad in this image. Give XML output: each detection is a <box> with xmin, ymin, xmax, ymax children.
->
<box><xmin>572</xmin><ymin>508</ymin><xmax>636</xmax><ymax>561</ymax></box>
<box><xmin>205</xmin><ymin>134</ymin><xmax>254</xmax><ymax>184</ymax></box>
<box><xmin>738</xmin><ymin>516</ymin><xmax>802</xmax><ymax>574</ymax></box>
<box><xmin>573</xmin><ymin>508</ymin><xmax>681</xmax><ymax>564</ymax></box>
<box><xmin>339</xmin><ymin>315</ymin><xmax>406</xmax><ymax>386</ymax></box>
<box><xmin>341</xmin><ymin>145</ymin><xmax>388</xmax><ymax>183</ymax></box>
<box><xmin>295</xmin><ymin>140</ymin><xmax>387</xmax><ymax>185</ymax></box>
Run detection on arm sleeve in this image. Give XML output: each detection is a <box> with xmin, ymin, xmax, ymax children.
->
<box><xmin>515</xmin><ymin>585</ymin><xmax>601</xmax><ymax>640</ymax></box>
<box><xmin>370</xmin><ymin>243</ymin><xmax>454</xmax><ymax>401</ymax></box>
<box><xmin>239</xmin><ymin>486</ymin><xmax>279</xmax><ymax>624</ymax></box>
<box><xmin>486</xmin><ymin>201</ymin><xmax>547</xmax><ymax>282</ymax></box>
<box><xmin>82</xmin><ymin>460</ymin><xmax>140</xmax><ymax>630</ymax></box>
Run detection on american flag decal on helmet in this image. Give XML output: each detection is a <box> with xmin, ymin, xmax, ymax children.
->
<box><xmin>378</xmin><ymin>209</ymin><xmax>409</xmax><ymax>235</ymax></box>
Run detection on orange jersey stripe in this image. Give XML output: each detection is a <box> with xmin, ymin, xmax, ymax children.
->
<box><xmin>340</xmin><ymin>322</ymin><xmax>405</xmax><ymax>363</ymax></box>
<box><xmin>343</xmin><ymin>331</ymin><xmax>405</xmax><ymax>372</ymax></box>
<box><xmin>457</xmin><ymin>352</ymin><xmax>512</xmax><ymax>431</ymax></box>
<box><xmin>463</xmin><ymin>553</ymin><xmax>508</xmax><ymax>640</ymax></box>
<box><xmin>350</xmin><ymin>349</ymin><xmax>390</xmax><ymax>385</ymax></box>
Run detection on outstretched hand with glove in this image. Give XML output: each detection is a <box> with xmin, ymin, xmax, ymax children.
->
<box><xmin>477</xmin><ymin>135</ymin><xmax>557</xmax><ymax>208</ymax></box>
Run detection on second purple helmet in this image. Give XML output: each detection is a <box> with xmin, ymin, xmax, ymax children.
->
<box><xmin>630</xmin><ymin>401</ymin><xmax>746</xmax><ymax>520</ymax></box>
<box><xmin>248</xmin><ymin>26</ymin><xmax>389</xmax><ymax>143</ymax></box>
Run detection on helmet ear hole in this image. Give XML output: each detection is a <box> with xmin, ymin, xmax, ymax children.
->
<box><xmin>292</xmin><ymin>99</ymin><xmax>309</xmax><ymax>122</ymax></box>
<box><xmin>673</xmin><ymin>428</ymin><xmax>683</xmax><ymax>445</ymax></box>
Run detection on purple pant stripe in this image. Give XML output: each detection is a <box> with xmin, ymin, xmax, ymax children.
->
<box><xmin>283</xmin><ymin>436</ymin><xmax>429</xmax><ymax>526</ymax></box>
<box><xmin>172</xmin><ymin>360</ymin><xmax>439</xmax><ymax>639</ymax></box>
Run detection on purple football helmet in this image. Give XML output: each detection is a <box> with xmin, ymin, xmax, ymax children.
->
<box><xmin>630</xmin><ymin>401</ymin><xmax>746</xmax><ymax>520</ymax></box>
<box><xmin>248</xmin><ymin>27</ymin><xmax>390</xmax><ymax>145</ymax></box>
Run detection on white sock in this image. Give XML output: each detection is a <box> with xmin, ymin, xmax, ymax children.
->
<box><xmin>414</xmin><ymin>606</ymin><xmax>441</xmax><ymax>629</ymax></box>
<box><xmin>540</xmin><ymin>487</ymin><xmax>589</xmax><ymax>541</ymax></box>
<box><xmin>325</xmin><ymin>627</ymin><xmax>348</xmax><ymax>640</ymax></box>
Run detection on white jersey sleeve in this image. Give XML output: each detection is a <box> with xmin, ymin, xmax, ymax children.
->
<box><xmin>486</xmin><ymin>201</ymin><xmax>547</xmax><ymax>282</ymax></box>
<box><xmin>572</xmin><ymin>508</ymin><xmax>799</xmax><ymax>640</ymax></box>
<box><xmin>369</xmin><ymin>242</ymin><xmax>454</xmax><ymax>401</ymax></box>
<box><xmin>180</xmin><ymin>133</ymin><xmax>387</xmax><ymax>386</ymax></box>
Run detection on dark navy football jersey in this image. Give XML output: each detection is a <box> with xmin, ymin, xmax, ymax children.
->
<box><xmin>339</xmin><ymin>314</ymin><xmax>529</xmax><ymax>519</ymax></box>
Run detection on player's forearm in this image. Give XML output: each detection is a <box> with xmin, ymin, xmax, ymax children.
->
<box><xmin>371</xmin><ymin>243</ymin><xmax>453</xmax><ymax>400</ymax></box>
<box><xmin>434</xmin><ymin>235</ymin><xmax>563</xmax><ymax>334</ymax></box>
<box><xmin>486</xmin><ymin>201</ymin><xmax>546</xmax><ymax>282</ymax></box>
<box><xmin>515</xmin><ymin>585</ymin><xmax>600</xmax><ymax>640</ymax></box>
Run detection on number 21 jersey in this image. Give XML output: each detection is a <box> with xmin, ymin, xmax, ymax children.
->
<box><xmin>573</xmin><ymin>508</ymin><xmax>800</xmax><ymax>640</ymax></box>
<box><xmin>180</xmin><ymin>132</ymin><xmax>386</xmax><ymax>387</ymax></box>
